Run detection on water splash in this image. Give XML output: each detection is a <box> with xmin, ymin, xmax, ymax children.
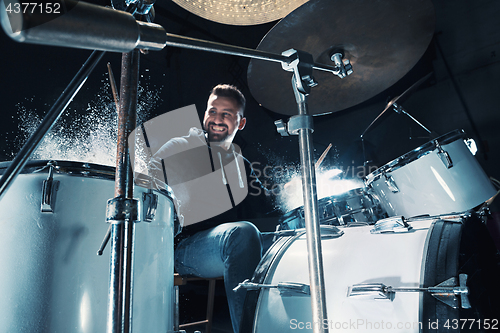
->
<box><xmin>17</xmin><ymin>80</ymin><xmax>161</xmax><ymax>168</ymax></box>
<box><xmin>254</xmin><ymin>144</ymin><xmax>362</xmax><ymax>213</ymax></box>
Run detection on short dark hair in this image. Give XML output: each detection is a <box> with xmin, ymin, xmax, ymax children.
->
<box><xmin>210</xmin><ymin>84</ymin><xmax>246</xmax><ymax>116</ymax></box>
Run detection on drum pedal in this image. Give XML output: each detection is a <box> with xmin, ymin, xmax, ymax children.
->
<box><xmin>234</xmin><ymin>279</ymin><xmax>310</xmax><ymax>297</ymax></box>
<box><xmin>348</xmin><ymin>273</ymin><xmax>471</xmax><ymax>309</ymax></box>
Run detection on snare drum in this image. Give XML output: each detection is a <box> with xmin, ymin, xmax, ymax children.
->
<box><xmin>366</xmin><ymin>130</ymin><xmax>496</xmax><ymax>218</ymax></box>
<box><xmin>0</xmin><ymin>160</ymin><xmax>175</xmax><ymax>333</ymax></box>
<box><xmin>241</xmin><ymin>213</ymin><xmax>500</xmax><ymax>332</ymax></box>
<box><xmin>280</xmin><ymin>187</ymin><xmax>386</xmax><ymax>230</ymax></box>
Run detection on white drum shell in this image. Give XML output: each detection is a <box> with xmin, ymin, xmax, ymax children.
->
<box><xmin>0</xmin><ymin>167</ymin><xmax>174</xmax><ymax>333</ymax></box>
<box><xmin>367</xmin><ymin>134</ymin><xmax>495</xmax><ymax>218</ymax></box>
<box><xmin>253</xmin><ymin>220</ymin><xmax>433</xmax><ymax>332</ymax></box>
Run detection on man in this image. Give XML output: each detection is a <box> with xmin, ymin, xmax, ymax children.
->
<box><xmin>151</xmin><ymin>84</ymin><xmax>268</xmax><ymax>333</ymax></box>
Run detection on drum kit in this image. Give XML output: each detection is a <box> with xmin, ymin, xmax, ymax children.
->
<box><xmin>1</xmin><ymin>0</ymin><xmax>499</xmax><ymax>333</ymax></box>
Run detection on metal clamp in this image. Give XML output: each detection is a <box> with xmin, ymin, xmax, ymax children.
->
<box><xmin>274</xmin><ymin>119</ymin><xmax>289</xmax><ymax>137</ymax></box>
<box><xmin>370</xmin><ymin>216</ymin><xmax>412</xmax><ymax>234</ymax></box>
<box><xmin>106</xmin><ymin>197</ymin><xmax>139</xmax><ymax>224</ymax></box>
<box><xmin>142</xmin><ymin>190</ymin><xmax>158</xmax><ymax>222</ymax></box>
<box><xmin>233</xmin><ymin>279</ymin><xmax>310</xmax><ymax>297</ymax></box>
<box><xmin>435</xmin><ymin>140</ymin><xmax>453</xmax><ymax>169</ymax></box>
<box><xmin>41</xmin><ymin>162</ymin><xmax>59</xmax><ymax>213</ymax></box>
<box><xmin>288</xmin><ymin>115</ymin><xmax>314</xmax><ymax>135</ymax></box>
<box><xmin>275</xmin><ymin>115</ymin><xmax>314</xmax><ymax>136</ymax></box>
<box><xmin>281</xmin><ymin>48</ymin><xmax>317</xmax><ymax>95</ymax></box>
<box><xmin>330</xmin><ymin>52</ymin><xmax>353</xmax><ymax>79</ymax></box>
<box><xmin>348</xmin><ymin>274</ymin><xmax>470</xmax><ymax>309</ymax></box>
<box><xmin>384</xmin><ymin>173</ymin><xmax>399</xmax><ymax>193</ymax></box>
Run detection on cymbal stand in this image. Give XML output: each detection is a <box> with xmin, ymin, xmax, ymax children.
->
<box><xmin>360</xmin><ymin>73</ymin><xmax>434</xmax><ymax>165</ymax></box>
<box><xmin>361</xmin><ymin>102</ymin><xmax>435</xmax><ymax>165</ymax></box>
<box><xmin>289</xmin><ymin>49</ymin><xmax>328</xmax><ymax>333</ymax></box>
<box><xmin>275</xmin><ymin>49</ymin><xmax>352</xmax><ymax>333</ymax></box>
<box><xmin>392</xmin><ymin>102</ymin><xmax>432</xmax><ymax>135</ymax></box>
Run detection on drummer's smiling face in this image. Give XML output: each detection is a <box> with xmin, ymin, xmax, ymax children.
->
<box><xmin>203</xmin><ymin>94</ymin><xmax>246</xmax><ymax>148</ymax></box>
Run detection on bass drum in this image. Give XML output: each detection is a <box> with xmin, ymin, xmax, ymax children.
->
<box><xmin>0</xmin><ymin>160</ymin><xmax>175</xmax><ymax>333</ymax></box>
<box><xmin>241</xmin><ymin>213</ymin><xmax>500</xmax><ymax>332</ymax></box>
<box><xmin>365</xmin><ymin>130</ymin><xmax>496</xmax><ymax>218</ymax></box>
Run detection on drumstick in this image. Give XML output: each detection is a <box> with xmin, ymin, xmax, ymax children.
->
<box><xmin>485</xmin><ymin>191</ymin><xmax>499</xmax><ymax>206</ymax></box>
<box><xmin>485</xmin><ymin>177</ymin><xmax>500</xmax><ymax>205</ymax></box>
<box><xmin>97</xmin><ymin>63</ymin><xmax>119</xmax><ymax>256</ymax></box>
<box><xmin>284</xmin><ymin>143</ymin><xmax>333</xmax><ymax>190</ymax></box>
<box><xmin>107</xmin><ymin>62</ymin><xmax>120</xmax><ymax>113</ymax></box>
<box><xmin>315</xmin><ymin>143</ymin><xmax>332</xmax><ymax>169</ymax></box>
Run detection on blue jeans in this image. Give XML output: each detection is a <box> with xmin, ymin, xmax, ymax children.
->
<box><xmin>175</xmin><ymin>222</ymin><xmax>263</xmax><ymax>333</ymax></box>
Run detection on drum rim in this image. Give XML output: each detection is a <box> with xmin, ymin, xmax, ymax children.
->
<box><xmin>281</xmin><ymin>187</ymin><xmax>367</xmax><ymax>216</ymax></box>
<box><xmin>365</xmin><ymin>129</ymin><xmax>466</xmax><ymax>183</ymax></box>
<box><xmin>0</xmin><ymin>159</ymin><xmax>175</xmax><ymax>198</ymax></box>
<box><xmin>419</xmin><ymin>217</ymin><xmax>465</xmax><ymax>329</ymax></box>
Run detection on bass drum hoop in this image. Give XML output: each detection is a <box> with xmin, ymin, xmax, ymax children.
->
<box><xmin>421</xmin><ymin>214</ymin><xmax>500</xmax><ymax>332</ymax></box>
<box><xmin>240</xmin><ymin>229</ymin><xmax>306</xmax><ymax>331</ymax></box>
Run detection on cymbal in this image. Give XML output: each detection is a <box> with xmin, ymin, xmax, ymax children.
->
<box><xmin>171</xmin><ymin>0</ymin><xmax>308</xmax><ymax>26</ymax></box>
<box><xmin>247</xmin><ymin>0</ymin><xmax>435</xmax><ymax>115</ymax></box>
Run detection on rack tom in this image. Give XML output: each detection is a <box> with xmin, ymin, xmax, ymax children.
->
<box><xmin>365</xmin><ymin>130</ymin><xmax>495</xmax><ymax>218</ymax></box>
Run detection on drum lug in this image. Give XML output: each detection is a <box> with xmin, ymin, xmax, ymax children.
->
<box><xmin>383</xmin><ymin>173</ymin><xmax>399</xmax><ymax>193</ymax></box>
<box><xmin>106</xmin><ymin>197</ymin><xmax>139</xmax><ymax>224</ymax></box>
<box><xmin>41</xmin><ymin>163</ymin><xmax>59</xmax><ymax>213</ymax></box>
<box><xmin>347</xmin><ymin>274</ymin><xmax>471</xmax><ymax>309</ymax></box>
<box><xmin>233</xmin><ymin>279</ymin><xmax>310</xmax><ymax>297</ymax></box>
<box><xmin>370</xmin><ymin>216</ymin><xmax>412</xmax><ymax>234</ymax></box>
<box><xmin>435</xmin><ymin>140</ymin><xmax>453</xmax><ymax>169</ymax></box>
<box><xmin>142</xmin><ymin>190</ymin><xmax>158</xmax><ymax>222</ymax></box>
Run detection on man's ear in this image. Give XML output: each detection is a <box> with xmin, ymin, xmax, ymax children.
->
<box><xmin>238</xmin><ymin>117</ymin><xmax>247</xmax><ymax>130</ymax></box>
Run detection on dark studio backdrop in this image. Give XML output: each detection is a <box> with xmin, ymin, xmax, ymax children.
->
<box><xmin>1</xmin><ymin>0</ymin><xmax>499</xmax><ymax>233</ymax></box>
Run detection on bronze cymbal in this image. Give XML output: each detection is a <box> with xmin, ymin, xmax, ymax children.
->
<box><xmin>247</xmin><ymin>0</ymin><xmax>435</xmax><ymax>115</ymax></box>
<box><xmin>171</xmin><ymin>0</ymin><xmax>308</xmax><ymax>26</ymax></box>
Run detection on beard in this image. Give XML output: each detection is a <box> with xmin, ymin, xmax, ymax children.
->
<box><xmin>205</xmin><ymin>122</ymin><xmax>229</xmax><ymax>143</ymax></box>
